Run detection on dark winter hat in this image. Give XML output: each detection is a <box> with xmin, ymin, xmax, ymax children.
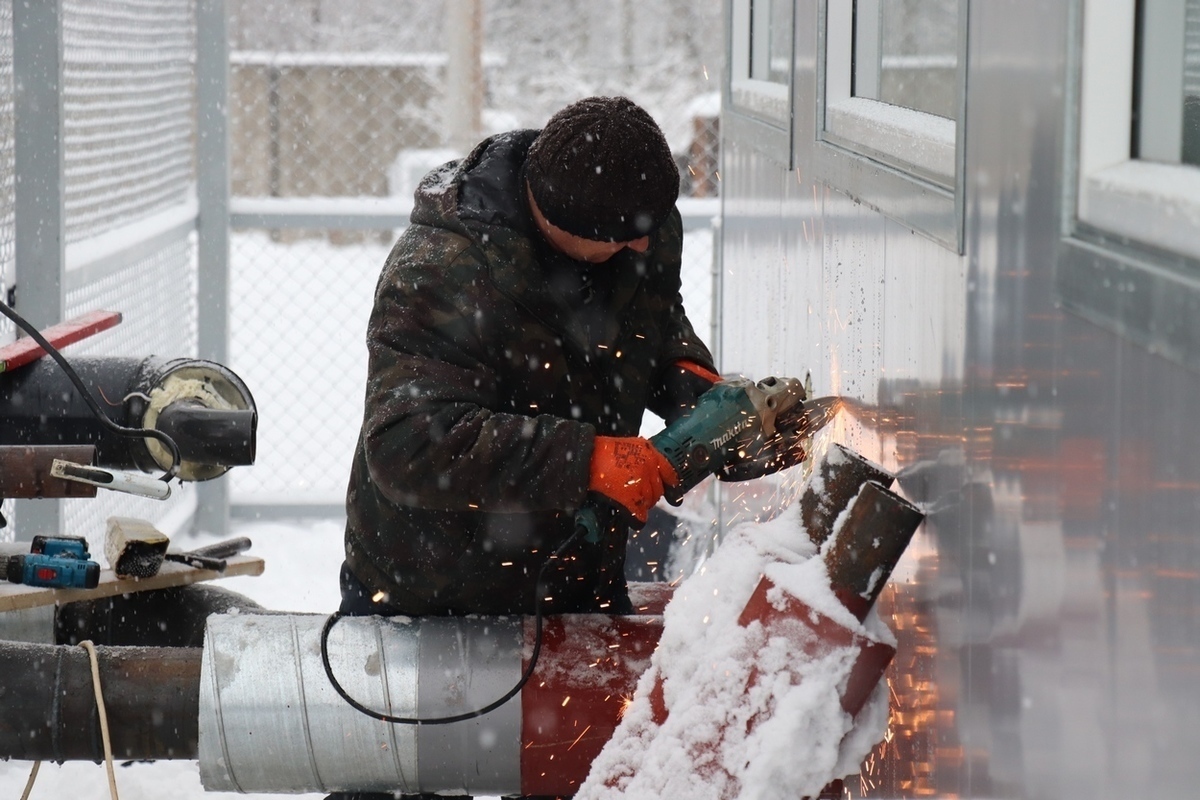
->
<box><xmin>526</xmin><ymin>96</ymin><xmax>680</xmax><ymax>242</ymax></box>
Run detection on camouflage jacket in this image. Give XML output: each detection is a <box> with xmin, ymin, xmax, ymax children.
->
<box><xmin>344</xmin><ymin>130</ymin><xmax>715</xmax><ymax>615</ymax></box>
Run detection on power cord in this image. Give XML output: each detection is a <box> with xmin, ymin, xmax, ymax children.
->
<box><xmin>0</xmin><ymin>298</ymin><xmax>181</xmax><ymax>480</ymax></box>
<box><xmin>319</xmin><ymin>523</ymin><xmax>588</xmax><ymax>725</ymax></box>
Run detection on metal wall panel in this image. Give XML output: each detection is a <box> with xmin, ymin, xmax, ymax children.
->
<box><xmin>720</xmin><ymin>0</ymin><xmax>1200</xmax><ymax>797</ymax></box>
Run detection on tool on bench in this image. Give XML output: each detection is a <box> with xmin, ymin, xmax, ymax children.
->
<box><xmin>165</xmin><ymin>537</ymin><xmax>254</xmax><ymax>572</ymax></box>
<box><xmin>105</xmin><ymin>516</ymin><xmax>254</xmax><ymax>577</ymax></box>
<box><xmin>4</xmin><ymin>535</ymin><xmax>101</xmax><ymax>590</ymax></box>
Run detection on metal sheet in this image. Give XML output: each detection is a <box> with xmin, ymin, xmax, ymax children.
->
<box><xmin>719</xmin><ymin>0</ymin><xmax>1200</xmax><ymax>796</ymax></box>
<box><xmin>417</xmin><ymin>616</ymin><xmax>523</xmax><ymax>795</ymax></box>
<box><xmin>198</xmin><ymin>613</ymin><xmax>522</xmax><ymax>795</ymax></box>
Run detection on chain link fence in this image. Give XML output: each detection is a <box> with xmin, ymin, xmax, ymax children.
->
<box><xmin>226</xmin><ymin>0</ymin><xmax>724</xmax><ymax>514</ymax></box>
<box><xmin>1</xmin><ymin>0</ymin><xmax>199</xmax><ymax>546</ymax></box>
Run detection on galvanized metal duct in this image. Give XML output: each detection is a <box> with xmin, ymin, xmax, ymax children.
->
<box><xmin>197</xmin><ymin>611</ymin><xmax>660</xmax><ymax>797</ymax></box>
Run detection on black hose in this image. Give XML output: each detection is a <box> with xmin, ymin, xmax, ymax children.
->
<box><xmin>319</xmin><ymin>524</ymin><xmax>586</xmax><ymax>725</ymax></box>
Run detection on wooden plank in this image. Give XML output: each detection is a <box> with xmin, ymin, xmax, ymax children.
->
<box><xmin>0</xmin><ymin>309</ymin><xmax>122</xmax><ymax>373</ymax></box>
<box><xmin>0</xmin><ymin>554</ymin><xmax>265</xmax><ymax>613</ymax></box>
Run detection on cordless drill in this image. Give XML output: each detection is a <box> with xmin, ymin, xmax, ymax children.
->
<box><xmin>577</xmin><ymin>376</ymin><xmax>820</xmax><ymax>542</ymax></box>
<box><xmin>5</xmin><ymin>534</ymin><xmax>101</xmax><ymax>589</ymax></box>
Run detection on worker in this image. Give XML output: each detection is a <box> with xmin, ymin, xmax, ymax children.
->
<box><xmin>333</xmin><ymin>96</ymin><xmax>808</xmax><ymax>800</ymax></box>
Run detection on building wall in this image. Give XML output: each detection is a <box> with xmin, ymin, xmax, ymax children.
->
<box><xmin>719</xmin><ymin>2</ymin><xmax>1200</xmax><ymax>797</ymax></box>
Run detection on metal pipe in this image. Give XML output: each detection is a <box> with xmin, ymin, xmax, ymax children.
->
<box><xmin>824</xmin><ymin>480</ymin><xmax>926</xmax><ymax>620</ymax></box>
<box><xmin>799</xmin><ymin>442</ymin><xmax>895</xmax><ymax>546</ymax></box>
<box><xmin>197</xmin><ymin>611</ymin><xmax>661</xmax><ymax>796</ymax></box>
<box><xmin>153</xmin><ymin>401</ymin><xmax>257</xmax><ymax>468</ymax></box>
<box><xmin>0</xmin><ymin>355</ymin><xmax>256</xmax><ymax>481</ymax></box>
<box><xmin>0</xmin><ymin>642</ymin><xmax>200</xmax><ymax>762</ymax></box>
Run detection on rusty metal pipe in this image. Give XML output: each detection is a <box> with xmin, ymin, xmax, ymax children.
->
<box><xmin>825</xmin><ymin>480</ymin><xmax>926</xmax><ymax>620</ymax></box>
<box><xmin>0</xmin><ymin>641</ymin><xmax>200</xmax><ymax>762</ymax></box>
<box><xmin>799</xmin><ymin>443</ymin><xmax>895</xmax><ymax>546</ymax></box>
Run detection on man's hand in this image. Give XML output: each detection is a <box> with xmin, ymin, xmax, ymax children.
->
<box><xmin>588</xmin><ymin>436</ymin><xmax>678</xmax><ymax>523</ymax></box>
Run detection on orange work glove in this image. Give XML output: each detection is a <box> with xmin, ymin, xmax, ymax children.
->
<box><xmin>588</xmin><ymin>435</ymin><xmax>679</xmax><ymax>523</ymax></box>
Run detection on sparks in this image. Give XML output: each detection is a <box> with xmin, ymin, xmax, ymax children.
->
<box><xmin>567</xmin><ymin>725</ymin><xmax>592</xmax><ymax>751</ymax></box>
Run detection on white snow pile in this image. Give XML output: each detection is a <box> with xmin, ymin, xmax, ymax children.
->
<box><xmin>577</xmin><ymin>502</ymin><xmax>893</xmax><ymax>800</ymax></box>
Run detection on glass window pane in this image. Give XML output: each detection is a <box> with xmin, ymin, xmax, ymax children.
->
<box><xmin>749</xmin><ymin>0</ymin><xmax>791</xmax><ymax>84</ymax></box>
<box><xmin>854</xmin><ymin>0</ymin><xmax>959</xmax><ymax>120</ymax></box>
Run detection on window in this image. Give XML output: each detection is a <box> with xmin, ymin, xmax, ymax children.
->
<box><xmin>727</xmin><ymin>0</ymin><xmax>794</xmax><ymax>164</ymax></box>
<box><xmin>1060</xmin><ymin>0</ymin><xmax>1200</xmax><ymax>370</ymax></box>
<box><xmin>813</xmin><ymin>0</ymin><xmax>967</xmax><ymax>250</ymax></box>
<box><xmin>1075</xmin><ymin>0</ymin><xmax>1200</xmax><ymax>260</ymax></box>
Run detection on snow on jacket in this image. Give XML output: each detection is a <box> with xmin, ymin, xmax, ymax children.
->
<box><xmin>343</xmin><ymin>129</ymin><xmax>715</xmax><ymax>616</ymax></box>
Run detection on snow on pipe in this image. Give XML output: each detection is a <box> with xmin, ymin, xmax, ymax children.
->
<box><xmin>0</xmin><ymin>447</ymin><xmax>920</xmax><ymax>797</ymax></box>
<box><xmin>645</xmin><ymin>478</ymin><xmax>924</xmax><ymax>728</ymax></box>
<box><xmin>0</xmin><ymin>356</ymin><xmax>257</xmax><ymax>480</ymax></box>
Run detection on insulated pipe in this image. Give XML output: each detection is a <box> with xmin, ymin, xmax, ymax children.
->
<box><xmin>0</xmin><ymin>356</ymin><xmax>257</xmax><ymax>481</ymax></box>
<box><xmin>0</xmin><ymin>609</ymin><xmax>662</xmax><ymax>794</ymax></box>
<box><xmin>153</xmin><ymin>401</ymin><xmax>257</xmax><ymax>468</ymax></box>
<box><xmin>799</xmin><ymin>443</ymin><xmax>894</xmax><ymax>545</ymax></box>
<box><xmin>196</xmin><ymin>611</ymin><xmax>662</xmax><ymax>797</ymax></box>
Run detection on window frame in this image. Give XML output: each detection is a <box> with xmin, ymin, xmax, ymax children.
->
<box><xmin>1058</xmin><ymin>0</ymin><xmax>1200</xmax><ymax>372</ymax></box>
<box><xmin>811</xmin><ymin>0</ymin><xmax>969</xmax><ymax>252</ymax></box>
<box><xmin>1074</xmin><ymin>0</ymin><xmax>1200</xmax><ymax>260</ymax></box>
<box><xmin>726</xmin><ymin>0</ymin><xmax>795</xmax><ymax>167</ymax></box>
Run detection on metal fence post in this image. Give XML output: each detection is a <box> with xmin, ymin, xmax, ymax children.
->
<box><xmin>12</xmin><ymin>0</ymin><xmax>65</xmax><ymax>540</ymax></box>
<box><xmin>443</xmin><ymin>0</ymin><xmax>484</xmax><ymax>153</ymax></box>
<box><xmin>196</xmin><ymin>0</ymin><xmax>232</xmax><ymax>536</ymax></box>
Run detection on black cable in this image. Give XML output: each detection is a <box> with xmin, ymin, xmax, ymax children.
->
<box><xmin>319</xmin><ymin>523</ymin><xmax>587</xmax><ymax>725</ymax></box>
<box><xmin>0</xmin><ymin>298</ymin><xmax>182</xmax><ymax>480</ymax></box>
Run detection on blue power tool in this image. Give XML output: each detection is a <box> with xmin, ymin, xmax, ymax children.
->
<box><xmin>5</xmin><ymin>534</ymin><xmax>101</xmax><ymax>589</ymax></box>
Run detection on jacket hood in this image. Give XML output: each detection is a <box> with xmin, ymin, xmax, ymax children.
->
<box><xmin>410</xmin><ymin>129</ymin><xmax>539</xmax><ymax>241</ymax></box>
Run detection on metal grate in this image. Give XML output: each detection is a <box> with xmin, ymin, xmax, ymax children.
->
<box><xmin>61</xmin><ymin>0</ymin><xmax>196</xmax><ymax>243</ymax></box>
<box><xmin>61</xmin><ymin>236</ymin><xmax>199</xmax><ymax>550</ymax></box>
<box><xmin>228</xmin><ymin>230</ymin><xmax>386</xmax><ymax>506</ymax></box>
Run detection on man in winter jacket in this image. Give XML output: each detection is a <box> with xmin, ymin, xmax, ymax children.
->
<box><xmin>341</xmin><ymin>96</ymin><xmax>724</xmax><ymax>623</ymax></box>
<box><xmin>332</xmin><ymin>97</ymin><xmax>809</xmax><ymax>800</ymax></box>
